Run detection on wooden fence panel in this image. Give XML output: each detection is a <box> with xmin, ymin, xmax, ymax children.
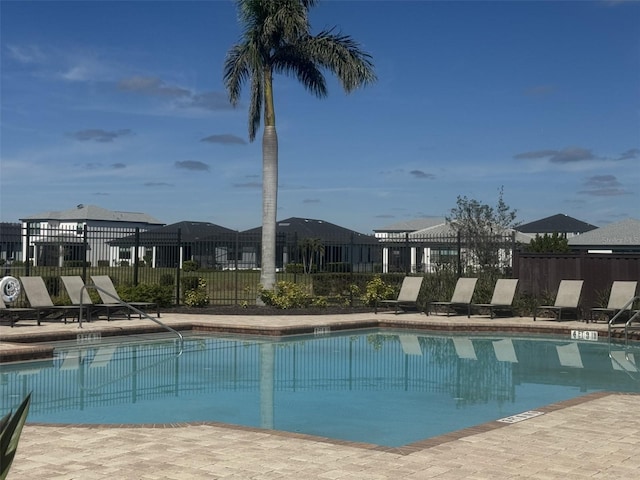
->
<box><xmin>514</xmin><ymin>252</ymin><xmax>640</xmax><ymax>311</ymax></box>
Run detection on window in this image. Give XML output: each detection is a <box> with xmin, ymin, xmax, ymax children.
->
<box><xmin>119</xmin><ymin>247</ymin><xmax>131</xmax><ymax>259</ymax></box>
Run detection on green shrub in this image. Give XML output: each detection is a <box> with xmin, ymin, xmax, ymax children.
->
<box><xmin>182</xmin><ymin>260</ymin><xmax>199</xmax><ymax>272</ymax></box>
<box><xmin>120</xmin><ymin>260</ymin><xmax>130</xmax><ymax>267</ymax></box>
<box><xmin>310</xmin><ymin>296</ymin><xmax>328</xmax><ymax>308</ymax></box>
<box><xmin>183</xmin><ymin>277</ymin><xmax>210</xmax><ymax>307</ymax></box>
<box><xmin>260</xmin><ymin>281</ymin><xmax>312</xmax><ymax>309</ymax></box>
<box><xmin>117</xmin><ymin>283</ymin><xmax>174</xmax><ymax>307</ymax></box>
<box><xmin>97</xmin><ymin>260</ymin><xmax>109</xmax><ymax>267</ymax></box>
<box><xmin>362</xmin><ymin>275</ymin><xmax>395</xmax><ymax>306</ymax></box>
<box><xmin>159</xmin><ymin>273</ymin><xmax>175</xmax><ymax>286</ymax></box>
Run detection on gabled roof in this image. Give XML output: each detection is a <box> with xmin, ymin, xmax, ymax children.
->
<box><xmin>20</xmin><ymin>204</ymin><xmax>163</xmax><ymax>225</ymax></box>
<box><xmin>243</xmin><ymin>217</ymin><xmax>378</xmax><ymax>244</ymax></box>
<box><xmin>517</xmin><ymin>214</ymin><xmax>597</xmax><ymax>234</ymax></box>
<box><xmin>568</xmin><ymin>218</ymin><xmax>640</xmax><ymax>247</ymax></box>
<box><xmin>374</xmin><ymin>217</ymin><xmax>446</xmax><ymax>233</ymax></box>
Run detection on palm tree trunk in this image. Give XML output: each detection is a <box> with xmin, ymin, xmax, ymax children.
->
<box><xmin>259</xmin><ymin>125</ymin><xmax>278</xmax><ymax>293</ymax></box>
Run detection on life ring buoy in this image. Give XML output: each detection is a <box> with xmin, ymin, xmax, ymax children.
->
<box><xmin>0</xmin><ymin>276</ymin><xmax>21</xmax><ymax>303</ymax></box>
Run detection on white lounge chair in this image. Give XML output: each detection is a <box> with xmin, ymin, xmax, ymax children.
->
<box><xmin>20</xmin><ymin>276</ymin><xmax>81</xmax><ymax>325</ymax></box>
<box><xmin>91</xmin><ymin>275</ymin><xmax>159</xmax><ymax>319</ymax></box>
<box><xmin>61</xmin><ymin>275</ymin><xmax>126</xmax><ymax>321</ymax></box>
<box><xmin>379</xmin><ymin>276</ymin><xmax>424</xmax><ymax>314</ymax></box>
<box><xmin>427</xmin><ymin>277</ymin><xmax>478</xmax><ymax>316</ymax></box>
<box><xmin>588</xmin><ymin>281</ymin><xmax>637</xmax><ymax>324</ymax></box>
<box><xmin>533</xmin><ymin>280</ymin><xmax>583</xmax><ymax>322</ymax></box>
<box><xmin>469</xmin><ymin>279</ymin><xmax>519</xmax><ymax>318</ymax></box>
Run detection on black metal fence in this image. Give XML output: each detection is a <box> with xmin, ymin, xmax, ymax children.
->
<box><xmin>2</xmin><ymin>223</ymin><xmax>519</xmax><ymax>306</ymax></box>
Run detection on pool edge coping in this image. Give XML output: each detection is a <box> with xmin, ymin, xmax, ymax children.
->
<box><xmin>23</xmin><ymin>391</ymin><xmax>638</xmax><ymax>455</ymax></box>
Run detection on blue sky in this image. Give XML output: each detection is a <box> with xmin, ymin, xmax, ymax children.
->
<box><xmin>1</xmin><ymin>0</ymin><xmax>638</xmax><ymax>234</ymax></box>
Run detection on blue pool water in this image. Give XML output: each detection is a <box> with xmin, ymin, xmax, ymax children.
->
<box><xmin>2</xmin><ymin>329</ymin><xmax>640</xmax><ymax>447</ymax></box>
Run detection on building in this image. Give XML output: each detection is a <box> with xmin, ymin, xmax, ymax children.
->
<box><xmin>0</xmin><ymin>223</ymin><xmax>22</xmax><ymax>264</ymax></box>
<box><xmin>374</xmin><ymin>217</ymin><xmax>533</xmax><ymax>274</ymax></box>
<box><xmin>243</xmin><ymin>217</ymin><xmax>381</xmax><ymax>272</ymax></box>
<box><xmin>20</xmin><ymin>204</ymin><xmax>164</xmax><ymax>267</ymax></box>
<box><xmin>109</xmin><ymin>221</ymin><xmax>242</xmax><ymax>269</ymax></box>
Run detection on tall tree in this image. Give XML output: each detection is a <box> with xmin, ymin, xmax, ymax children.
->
<box><xmin>446</xmin><ymin>186</ymin><xmax>519</xmax><ymax>272</ymax></box>
<box><xmin>224</xmin><ymin>0</ymin><xmax>376</xmax><ymax>294</ymax></box>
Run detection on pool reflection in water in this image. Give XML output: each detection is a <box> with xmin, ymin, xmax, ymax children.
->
<box><xmin>2</xmin><ymin>330</ymin><xmax>639</xmax><ymax>447</ymax></box>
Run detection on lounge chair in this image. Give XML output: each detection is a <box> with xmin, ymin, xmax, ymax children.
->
<box><xmin>533</xmin><ymin>280</ymin><xmax>583</xmax><ymax>322</ymax></box>
<box><xmin>588</xmin><ymin>281</ymin><xmax>637</xmax><ymax>324</ymax></box>
<box><xmin>90</xmin><ymin>275</ymin><xmax>160</xmax><ymax>318</ymax></box>
<box><xmin>61</xmin><ymin>276</ymin><xmax>126</xmax><ymax>321</ymax></box>
<box><xmin>19</xmin><ymin>276</ymin><xmax>81</xmax><ymax>325</ymax></box>
<box><xmin>469</xmin><ymin>279</ymin><xmax>519</xmax><ymax>318</ymax></box>
<box><xmin>427</xmin><ymin>277</ymin><xmax>478</xmax><ymax>316</ymax></box>
<box><xmin>0</xmin><ymin>296</ymin><xmax>37</xmax><ymax>327</ymax></box>
<box><xmin>379</xmin><ymin>276</ymin><xmax>424</xmax><ymax>314</ymax></box>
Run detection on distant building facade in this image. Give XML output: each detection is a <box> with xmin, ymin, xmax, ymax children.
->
<box><xmin>20</xmin><ymin>204</ymin><xmax>164</xmax><ymax>267</ymax></box>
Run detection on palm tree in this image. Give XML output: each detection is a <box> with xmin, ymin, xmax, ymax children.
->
<box><xmin>299</xmin><ymin>237</ymin><xmax>324</xmax><ymax>273</ymax></box>
<box><xmin>224</xmin><ymin>0</ymin><xmax>376</xmax><ymax>294</ymax></box>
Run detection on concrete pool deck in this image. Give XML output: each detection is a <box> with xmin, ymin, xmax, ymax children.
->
<box><xmin>2</xmin><ymin>312</ymin><xmax>639</xmax><ymax>479</ymax></box>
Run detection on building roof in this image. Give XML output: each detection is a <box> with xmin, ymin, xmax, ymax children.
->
<box><xmin>146</xmin><ymin>221</ymin><xmax>236</xmax><ymax>241</ymax></box>
<box><xmin>20</xmin><ymin>204</ymin><xmax>163</xmax><ymax>225</ymax></box>
<box><xmin>408</xmin><ymin>222</ymin><xmax>534</xmax><ymax>243</ymax></box>
<box><xmin>243</xmin><ymin>217</ymin><xmax>378</xmax><ymax>244</ymax></box>
<box><xmin>374</xmin><ymin>217</ymin><xmax>446</xmax><ymax>233</ymax></box>
<box><xmin>568</xmin><ymin>218</ymin><xmax>640</xmax><ymax>247</ymax></box>
<box><xmin>110</xmin><ymin>221</ymin><xmax>236</xmax><ymax>246</ymax></box>
<box><xmin>517</xmin><ymin>214</ymin><xmax>597</xmax><ymax>234</ymax></box>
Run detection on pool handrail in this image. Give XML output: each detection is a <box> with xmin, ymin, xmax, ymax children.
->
<box><xmin>78</xmin><ymin>284</ymin><xmax>183</xmax><ymax>346</ymax></box>
<box><xmin>607</xmin><ymin>295</ymin><xmax>640</xmax><ymax>345</ymax></box>
<box><xmin>71</xmin><ymin>339</ymin><xmax>184</xmax><ymax>392</ymax></box>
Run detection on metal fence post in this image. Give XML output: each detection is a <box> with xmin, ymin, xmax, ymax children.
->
<box><xmin>175</xmin><ymin>228</ymin><xmax>182</xmax><ymax>305</ymax></box>
<box><xmin>457</xmin><ymin>231</ymin><xmax>462</xmax><ymax>278</ymax></box>
<box><xmin>82</xmin><ymin>224</ymin><xmax>88</xmax><ymax>282</ymax></box>
<box><xmin>234</xmin><ymin>230</ymin><xmax>239</xmax><ymax>305</ymax></box>
<box><xmin>133</xmin><ymin>227</ymin><xmax>140</xmax><ymax>286</ymax></box>
<box><xmin>405</xmin><ymin>233</ymin><xmax>410</xmax><ymax>275</ymax></box>
<box><xmin>25</xmin><ymin>222</ymin><xmax>30</xmax><ymax>277</ymax></box>
<box><xmin>350</xmin><ymin>232</ymin><xmax>355</xmax><ymax>306</ymax></box>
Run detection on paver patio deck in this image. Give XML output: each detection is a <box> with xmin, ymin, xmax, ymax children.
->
<box><xmin>1</xmin><ymin>312</ymin><xmax>638</xmax><ymax>479</ymax></box>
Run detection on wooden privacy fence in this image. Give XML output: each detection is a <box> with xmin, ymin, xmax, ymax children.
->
<box><xmin>513</xmin><ymin>251</ymin><xmax>640</xmax><ymax>310</ymax></box>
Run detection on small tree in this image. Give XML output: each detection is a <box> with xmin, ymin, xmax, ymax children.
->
<box><xmin>299</xmin><ymin>237</ymin><xmax>324</xmax><ymax>273</ymax></box>
<box><xmin>446</xmin><ymin>186</ymin><xmax>518</xmax><ymax>273</ymax></box>
<box><xmin>526</xmin><ymin>232</ymin><xmax>570</xmax><ymax>253</ymax></box>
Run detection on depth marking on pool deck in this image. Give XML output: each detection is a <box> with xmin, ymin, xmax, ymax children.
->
<box><xmin>497</xmin><ymin>410</ymin><xmax>545</xmax><ymax>424</ymax></box>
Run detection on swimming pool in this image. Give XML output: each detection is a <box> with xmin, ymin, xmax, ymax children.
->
<box><xmin>2</xmin><ymin>329</ymin><xmax>639</xmax><ymax>447</ymax></box>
